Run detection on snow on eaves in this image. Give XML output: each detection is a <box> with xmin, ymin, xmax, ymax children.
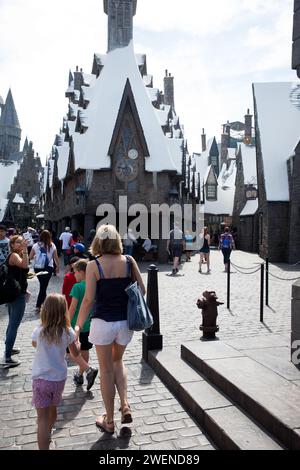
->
<box><xmin>57</xmin><ymin>143</ymin><xmax>70</xmax><ymax>181</ymax></box>
<box><xmin>12</xmin><ymin>193</ymin><xmax>25</xmax><ymax>204</ymax></box>
<box><xmin>205</xmin><ymin>161</ymin><xmax>237</xmax><ymax>216</ymax></box>
<box><xmin>240</xmin><ymin>199</ymin><xmax>258</xmax><ymax>216</ymax></box>
<box><xmin>73</xmin><ymin>42</ymin><xmax>177</xmax><ymax>173</ymax></box>
<box><xmin>166</xmin><ymin>138</ymin><xmax>184</xmax><ymax>175</ymax></box>
<box><xmin>0</xmin><ymin>160</ymin><xmax>19</xmax><ymax>216</ymax></box>
<box><xmin>239</xmin><ymin>143</ymin><xmax>257</xmax><ymax>186</ymax></box>
<box><xmin>147</xmin><ymin>87</ymin><xmax>159</xmax><ymax>103</ymax></box>
<box><xmin>253</xmin><ymin>82</ymin><xmax>300</xmax><ymax>202</ymax></box>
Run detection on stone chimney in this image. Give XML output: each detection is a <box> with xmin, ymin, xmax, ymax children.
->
<box><xmin>74</xmin><ymin>66</ymin><xmax>82</xmax><ymax>91</ymax></box>
<box><xmin>164</xmin><ymin>70</ymin><xmax>175</xmax><ymax>109</ymax></box>
<box><xmin>104</xmin><ymin>0</ymin><xmax>137</xmax><ymax>53</ymax></box>
<box><xmin>201</xmin><ymin>129</ymin><xmax>207</xmax><ymax>152</ymax></box>
<box><xmin>244</xmin><ymin>109</ymin><xmax>253</xmax><ymax>145</ymax></box>
<box><xmin>221</xmin><ymin>122</ymin><xmax>230</xmax><ymax>168</ymax></box>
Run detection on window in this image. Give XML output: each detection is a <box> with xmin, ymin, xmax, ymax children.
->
<box><xmin>207</xmin><ymin>184</ymin><xmax>217</xmax><ymax>201</ymax></box>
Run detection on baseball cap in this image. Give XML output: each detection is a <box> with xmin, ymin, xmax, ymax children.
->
<box><xmin>74</xmin><ymin>243</ymin><xmax>85</xmax><ymax>253</ymax></box>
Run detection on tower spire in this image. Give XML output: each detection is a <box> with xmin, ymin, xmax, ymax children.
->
<box><xmin>104</xmin><ymin>0</ymin><xmax>137</xmax><ymax>52</ymax></box>
<box><xmin>0</xmin><ymin>89</ymin><xmax>20</xmax><ymax>128</ymax></box>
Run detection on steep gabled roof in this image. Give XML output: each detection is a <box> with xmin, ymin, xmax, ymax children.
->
<box><xmin>0</xmin><ymin>89</ymin><xmax>21</xmax><ymax>129</ymax></box>
<box><xmin>253</xmin><ymin>82</ymin><xmax>300</xmax><ymax>202</ymax></box>
<box><xmin>73</xmin><ymin>42</ymin><xmax>177</xmax><ymax>173</ymax></box>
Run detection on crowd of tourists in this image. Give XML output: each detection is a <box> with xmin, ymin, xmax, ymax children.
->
<box><xmin>0</xmin><ymin>221</ymin><xmax>235</xmax><ymax>450</ymax></box>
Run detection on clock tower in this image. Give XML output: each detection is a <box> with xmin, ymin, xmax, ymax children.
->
<box><xmin>104</xmin><ymin>0</ymin><xmax>137</xmax><ymax>53</ymax></box>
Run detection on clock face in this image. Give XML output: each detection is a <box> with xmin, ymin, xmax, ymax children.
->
<box><xmin>128</xmin><ymin>148</ymin><xmax>139</xmax><ymax>160</ymax></box>
<box><xmin>115</xmin><ymin>159</ymin><xmax>138</xmax><ymax>182</ymax></box>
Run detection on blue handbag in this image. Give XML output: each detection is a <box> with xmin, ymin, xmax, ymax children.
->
<box><xmin>125</xmin><ymin>281</ymin><xmax>154</xmax><ymax>332</ymax></box>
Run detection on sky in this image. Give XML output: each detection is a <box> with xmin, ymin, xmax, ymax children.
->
<box><xmin>0</xmin><ymin>0</ymin><xmax>296</xmax><ymax>164</ymax></box>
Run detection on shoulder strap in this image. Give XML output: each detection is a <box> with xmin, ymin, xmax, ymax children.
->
<box><xmin>125</xmin><ymin>255</ymin><xmax>133</xmax><ymax>278</ymax></box>
<box><xmin>95</xmin><ymin>259</ymin><xmax>105</xmax><ymax>279</ymax></box>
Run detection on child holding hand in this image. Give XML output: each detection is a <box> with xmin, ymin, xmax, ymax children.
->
<box><xmin>31</xmin><ymin>294</ymin><xmax>80</xmax><ymax>450</ymax></box>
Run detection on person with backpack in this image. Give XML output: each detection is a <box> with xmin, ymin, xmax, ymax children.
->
<box><xmin>29</xmin><ymin>230</ymin><xmax>60</xmax><ymax>315</ymax></box>
<box><xmin>219</xmin><ymin>227</ymin><xmax>235</xmax><ymax>272</ymax></box>
<box><xmin>1</xmin><ymin>235</ymin><xmax>30</xmax><ymax>368</ymax></box>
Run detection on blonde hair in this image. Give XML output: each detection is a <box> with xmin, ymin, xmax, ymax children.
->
<box><xmin>90</xmin><ymin>225</ymin><xmax>123</xmax><ymax>257</ymax></box>
<box><xmin>10</xmin><ymin>235</ymin><xmax>23</xmax><ymax>251</ymax></box>
<box><xmin>40</xmin><ymin>294</ymin><xmax>70</xmax><ymax>345</ymax></box>
<box><xmin>73</xmin><ymin>259</ymin><xmax>88</xmax><ymax>273</ymax></box>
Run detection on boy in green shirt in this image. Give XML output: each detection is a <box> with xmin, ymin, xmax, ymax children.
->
<box><xmin>69</xmin><ymin>260</ymin><xmax>98</xmax><ymax>390</ymax></box>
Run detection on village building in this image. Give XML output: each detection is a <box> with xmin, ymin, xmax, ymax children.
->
<box><xmin>253</xmin><ymin>82</ymin><xmax>300</xmax><ymax>263</ymax></box>
<box><xmin>44</xmin><ymin>0</ymin><xmax>192</xmax><ymax>261</ymax></box>
<box><xmin>193</xmin><ymin>111</ymin><xmax>257</xmax><ymax>247</ymax></box>
<box><xmin>0</xmin><ymin>90</ymin><xmax>42</xmax><ymax>228</ymax></box>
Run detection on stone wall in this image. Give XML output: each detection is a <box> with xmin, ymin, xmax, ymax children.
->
<box><xmin>293</xmin><ymin>0</ymin><xmax>300</xmax><ymax>77</ymax></box>
<box><xmin>288</xmin><ymin>148</ymin><xmax>300</xmax><ymax>263</ymax></box>
<box><xmin>267</xmin><ymin>202</ymin><xmax>290</xmax><ymax>262</ymax></box>
<box><xmin>292</xmin><ymin>279</ymin><xmax>300</xmax><ymax>369</ymax></box>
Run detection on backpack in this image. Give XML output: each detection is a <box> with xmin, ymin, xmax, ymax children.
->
<box><xmin>34</xmin><ymin>245</ymin><xmax>49</xmax><ymax>270</ymax></box>
<box><xmin>221</xmin><ymin>234</ymin><xmax>232</xmax><ymax>249</ymax></box>
<box><xmin>0</xmin><ymin>257</ymin><xmax>22</xmax><ymax>305</ymax></box>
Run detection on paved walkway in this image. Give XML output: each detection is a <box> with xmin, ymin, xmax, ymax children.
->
<box><xmin>0</xmin><ymin>251</ymin><xmax>298</xmax><ymax>450</ymax></box>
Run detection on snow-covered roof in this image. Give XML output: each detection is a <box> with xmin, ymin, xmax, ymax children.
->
<box><xmin>166</xmin><ymin>138</ymin><xmax>184</xmax><ymax>175</ymax></box>
<box><xmin>240</xmin><ymin>199</ymin><xmax>258</xmax><ymax>216</ymax></box>
<box><xmin>147</xmin><ymin>87</ymin><xmax>159</xmax><ymax>103</ymax></box>
<box><xmin>227</xmin><ymin>148</ymin><xmax>237</xmax><ymax>159</ymax></box>
<box><xmin>253</xmin><ymin>82</ymin><xmax>300</xmax><ymax>202</ymax></box>
<box><xmin>155</xmin><ymin>105</ymin><xmax>171</xmax><ymax>126</ymax></box>
<box><xmin>57</xmin><ymin>143</ymin><xmax>70</xmax><ymax>181</ymax></box>
<box><xmin>205</xmin><ymin>161</ymin><xmax>237</xmax><ymax>215</ymax></box>
<box><xmin>48</xmin><ymin>159</ymin><xmax>55</xmax><ymax>188</ymax></box>
<box><xmin>30</xmin><ymin>196</ymin><xmax>39</xmax><ymax>205</ymax></box>
<box><xmin>143</xmin><ymin>75</ymin><xmax>153</xmax><ymax>87</ymax></box>
<box><xmin>0</xmin><ymin>160</ymin><xmax>19</xmax><ymax>217</ymax></box>
<box><xmin>67</xmin><ymin>120</ymin><xmax>76</xmax><ymax>137</ymax></box>
<box><xmin>12</xmin><ymin>193</ymin><xmax>25</xmax><ymax>204</ymax></box>
<box><xmin>73</xmin><ymin>42</ymin><xmax>177</xmax><ymax>173</ymax></box>
<box><xmin>239</xmin><ymin>143</ymin><xmax>257</xmax><ymax>186</ymax></box>
<box><xmin>82</xmin><ymin>73</ymin><xmax>96</xmax><ymax>87</ymax></box>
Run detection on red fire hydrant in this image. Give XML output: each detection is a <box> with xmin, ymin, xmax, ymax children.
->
<box><xmin>197</xmin><ymin>291</ymin><xmax>224</xmax><ymax>340</ymax></box>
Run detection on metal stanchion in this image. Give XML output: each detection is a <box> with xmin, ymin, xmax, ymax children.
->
<box><xmin>142</xmin><ymin>265</ymin><xmax>163</xmax><ymax>362</ymax></box>
<box><xmin>266</xmin><ymin>258</ymin><xmax>269</xmax><ymax>307</ymax></box>
<box><xmin>260</xmin><ymin>263</ymin><xmax>265</xmax><ymax>323</ymax></box>
<box><xmin>227</xmin><ymin>260</ymin><xmax>231</xmax><ymax>310</ymax></box>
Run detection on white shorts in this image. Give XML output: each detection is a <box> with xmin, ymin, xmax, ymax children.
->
<box><xmin>89</xmin><ymin>319</ymin><xmax>134</xmax><ymax>347</ymax></box>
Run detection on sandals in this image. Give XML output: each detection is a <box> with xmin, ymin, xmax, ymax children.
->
<box><xmin>119</xmin><ymin>404</ymin><xmax>133</xmax><ymax>424</ymax></box>
<box><xmin>96</xmin><ymin>415</ymin><xmax>115</xmax><ymax>434</ymax></box>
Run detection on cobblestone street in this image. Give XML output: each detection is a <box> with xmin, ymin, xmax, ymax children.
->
<box><xmin>0</xmin><ymin>250</ymin><xmax>298</xmax><ymax>450</ymax></box>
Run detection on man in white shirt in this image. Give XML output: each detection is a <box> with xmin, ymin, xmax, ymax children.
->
<box><xmin>23</xmin><ymin>227</ymin><xmax>34</xmax><ymax>255</ymax></box>
<box><xmin>59</xmin><ymin>227</ymin><xmax>72</xmax><ymax>268</ymax></box>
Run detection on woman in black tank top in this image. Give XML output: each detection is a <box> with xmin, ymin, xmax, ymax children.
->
<box><xmin>3</xmin><ymin>235</ymin><xmax>29</xmax><ymax>368</ymax></box>
<box><xmin>75</xmin><ymin>225</ymin><xmax>145</xmax><ymax>434</ymax></box>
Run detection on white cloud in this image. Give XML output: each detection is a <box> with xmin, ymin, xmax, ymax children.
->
<box><xmin>0</xmin><ymin>0</ymin><xmax>296</xmax><ymax>162</ymax></box>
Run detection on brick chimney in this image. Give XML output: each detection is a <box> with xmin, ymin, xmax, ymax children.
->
<box><xmin>244</xmin><ymin>109</ymin><xmax>253</xmax><ymax>145</ymax></box>
<box><xmin>164</xmin><ymin>70</ymin><xmax>175</xmax><ymax>110</ymax></box>
<box><xmin>201</xmin><ymin>128</ymin><xmax>207</xmax><ymax>152</ymax></box>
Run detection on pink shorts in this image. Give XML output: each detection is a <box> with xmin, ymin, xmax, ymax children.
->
<box><xmin>32</xmin><ymin>379</ymin><xmax>66</xmax><ymax>409</ymax></box>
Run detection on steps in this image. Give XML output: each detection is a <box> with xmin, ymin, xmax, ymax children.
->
<box><xmin>149</xmin><ymin>348</ymin><xmax>284</xmax><ymax>450</ymax></box>
<box><xmin>181</xmin><ymin>341</ymin><xmax>300</xmax><ymax>450</ymax></box>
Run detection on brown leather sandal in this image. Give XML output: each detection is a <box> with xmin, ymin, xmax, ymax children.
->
<box><xmin>96</xmin><ymin>415</ymin><xmax>115</xmax><ymax>434</ymax></box>
<box><xmin>119</xmin><ymin>404</ymin><xmax>133</xmax><ymax>424</ymax></box>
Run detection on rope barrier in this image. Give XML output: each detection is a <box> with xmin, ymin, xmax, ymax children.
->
<box><xmin>230</xmin><ymin>262</ymin><xmax>262</xmax><ymax>275</ymax></box>
<box><xmin>266</xmin><ymin>269</ymin><xmax>300</xmax><ymax>282</ymax></box>
<box><xmin>230</xmin><ymin>262</ymin><xmax>261</xmax><ymax>271</ymax></box>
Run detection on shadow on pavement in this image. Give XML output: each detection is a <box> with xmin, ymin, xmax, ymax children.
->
<box><xmin>90</xmin><ymin>426</ymin><xmax>132</xmax><ymax>451</ymax></box>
